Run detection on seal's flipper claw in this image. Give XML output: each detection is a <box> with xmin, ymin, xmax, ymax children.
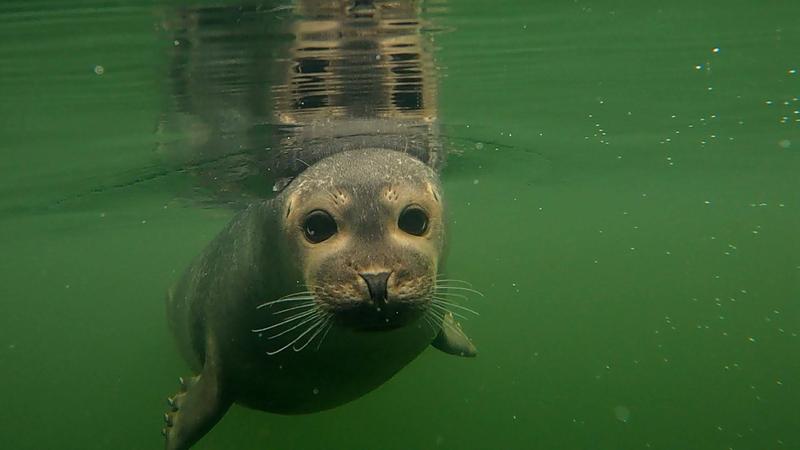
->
<box><xmin>431</xmin><ymin>312</ymin><xmax>478</xmax><ymax>357</ymax></box>
<box><xmin>163</xmin><ymin>371</ymin><xmax>231</xmax><ymax>450</ymax></box>
<box><xmin>163</xmin><ymin>340</ymin><xmax>231</xmax><ymax>450</ymax></box>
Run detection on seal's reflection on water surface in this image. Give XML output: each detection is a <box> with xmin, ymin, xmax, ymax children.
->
<box><xmin>159</xmin><ymin>2</ymin><xmax>478</xmax><ymax>449</ymax></box>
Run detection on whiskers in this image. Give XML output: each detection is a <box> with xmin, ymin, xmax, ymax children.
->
<box><xmin>252</xmin><ymin>288</ymin><xmax>334</xmax><ymax>356</ymax></box>
<box><xmin>423</xmin><ymin>275</ymin><xmax>483</xmax><ymax>338</ymax></box>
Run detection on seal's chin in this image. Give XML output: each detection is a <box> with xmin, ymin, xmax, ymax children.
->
<box><xmin>332</xmin><ymin>301</ymin><xmax>426</xmax><ymax>332</ymax></box>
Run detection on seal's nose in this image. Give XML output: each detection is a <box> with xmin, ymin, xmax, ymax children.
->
<box><xmin>359</xmin><ymin>272</ymin><xmax>391</xmax><ymax>306</ymax></box>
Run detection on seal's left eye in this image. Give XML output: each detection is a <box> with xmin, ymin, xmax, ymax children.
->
<box><xmin>398</xmin><ymin>205</ymin><xmax>429</xmax><ymax>236</ymax></box>
<box><xmin>303</xmin><ymin>210</ymin><xmax>337</xmax><ymax>243</ymax></box>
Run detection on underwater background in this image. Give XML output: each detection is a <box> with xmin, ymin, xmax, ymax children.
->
<box><xmin>1</xmin><ymin>1</ymin><xmax>798</xmax><ymax>449</ymax></box>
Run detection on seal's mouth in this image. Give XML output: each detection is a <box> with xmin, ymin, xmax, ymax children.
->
<box><xmin>332</xmin><ymin>301</ymin><xmax>426</xmax><ymax>331</ymax></box>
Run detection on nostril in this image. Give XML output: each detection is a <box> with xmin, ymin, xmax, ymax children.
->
<box><xmin>359</xmin><ymin>272</ymin><xmax>391</xmax><ymax>305</ymax></box>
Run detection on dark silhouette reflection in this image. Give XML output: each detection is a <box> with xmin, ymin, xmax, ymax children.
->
<box><xmin>157</xmin><ymin>0</ymin><xmax>441</xmax><ymax>207</ymax></box>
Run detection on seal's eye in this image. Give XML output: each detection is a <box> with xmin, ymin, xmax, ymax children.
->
<box><xmin>398</xmin><ymin>205</ymin><xmax>429</xmax><ymax>236</ymax></box>
<box><xmin>303</xmin><ymin>210</ymin><xmax>337</xmax><ymax>243</ymax></box>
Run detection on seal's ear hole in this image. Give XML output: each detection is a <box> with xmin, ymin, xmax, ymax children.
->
<box><xmin>398</xmin><ymin>205</ymin><xmax>429</xmax><ymax>236</ymax></box>
<box><xmin>303</xmin><ymin>210</ymin><xmax>337</xmax><ymax>243</ymax></box>
<box><xmin>426</xmin><ymin>182</ymin><xmax>440</xmax><ymax>203</ymax></box>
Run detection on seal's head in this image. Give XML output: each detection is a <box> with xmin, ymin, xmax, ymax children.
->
<box><xmin>279</xmin><ymin>149</ymin><xmax>444</xmax><ymax>331</ymax></box>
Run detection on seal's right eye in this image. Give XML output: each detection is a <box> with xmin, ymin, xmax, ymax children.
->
<box><xmin>303</xmin><ymin>210</ymin><xmax>337</xmax><ymax>243</ymax></box>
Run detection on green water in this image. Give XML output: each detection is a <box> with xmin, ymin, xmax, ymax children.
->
<box><xmin>1</xmin><ymin>1</ymin><xmax>799</xmax><ymax>449</ymax></box>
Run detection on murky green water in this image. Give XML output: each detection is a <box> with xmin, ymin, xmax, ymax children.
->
<box><xmin>1</xmin><ymin>1</ymin><xmax>798</xmax><ymax>449</ymax></box>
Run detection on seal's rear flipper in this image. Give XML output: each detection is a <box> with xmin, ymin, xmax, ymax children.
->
<box><xmin>431</xmin><ymin>312</ymin><xmax>478</xmax><ymax>357</ymax></box>
<box><xmin>163</xmin><ymin>339</ymin><xmax>231</xmax><ymax>450</ymax></box>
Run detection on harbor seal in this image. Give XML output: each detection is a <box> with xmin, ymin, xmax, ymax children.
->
<box><xmin>163</xmin><ymin>149</ymin><xmax>476</xmax><ymax>450</ymax></box>
<box><xmin>160</xmin><ymin>2</ymin><xmax>478</xmax><ymax>449</ymax></box>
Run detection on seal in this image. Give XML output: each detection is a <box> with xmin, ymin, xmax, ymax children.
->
<box><xmin>163</xmin><ymin>149</ymin><xmax>477</xmax><ymax>450</ymax></box>
<box><xmin>160</xmin><ymin>2</ymin><xmax>479</xmax><ymax>448</ymax></box>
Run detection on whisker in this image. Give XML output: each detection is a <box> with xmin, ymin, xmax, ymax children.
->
<box><xmin>421</xmin><ymin>314</ymin><xmax>439</xmax><ymax>339</ymax></box>
<box><xmin>267</xmin><ymin>311</ymin><xmax>324</xmax><ymax>340</ymax></box>
<box><xmin>275</xmin><ymin>290</ymin><xmax>314</xmax><ymax>300</ymax></box>
<box><xmin>315</xmin><ymin>317</ymin><xmax>335</xmax><ymax>351</ymax></box>
<box><xmin>430</xmin><ymin>298</ymin><xmax>480</xmax><ymax>316</ymax></box>
<box><xmin>431</xmin><ymin>290</ymin><xmax>470</xmax><ymax>301</ymax></box>
<box><xmin>426</xmin><ymin>309</ymin><xmax>470</xmax><ymax>341</ymax></box>
<box><xmin>271</xmin><ymin>303</ymin><xmax>317</xmax><ymax>315</ymax></box>
<box><xmin>434</xmin><ymin>278</ymin><xmax>474</xmax><ymax>286</ymax></box>
<box><xmin>256</xmin><ymin>295</ymin><xmax>314</xmax><ymax>309</ymax></box>
<box><xmin>429</xmin><ymin>303</ymin><xmax>470</xmax><ymax>321</ymax></box>
<box><xmin>265</xmin><ymin>318</ymin><xmax>325</xmax><ymax>356</ymax></box>
<box><xmin>294</xmin><ymin>316</ymin><xmax>330</xmax><ymax>352</ymax></box>
<box><xmin>434</xmin><ymin>285</ymin><xmax>484</xmax><ymax>297</ymax></box>
<box><xmin>251</xmin><ymin>309</ymin><xmax>316</xmax><ymax>332</ymax></box>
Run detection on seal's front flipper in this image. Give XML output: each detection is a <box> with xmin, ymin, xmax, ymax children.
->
<box><xmin>431</xmin><ymin>311</ymin><xmax>478</xmax><ymax>357</ymax></box>
<box><xmin>163</xmin><ymin>342</ymin><xmax>231</xmax><ymax>450</ymax></box>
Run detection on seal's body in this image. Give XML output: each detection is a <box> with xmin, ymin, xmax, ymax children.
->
<box><xmin>164</xmin><ymin>150</ymin><xmax>475</xmax><ymax>450</ymax></box>
<box><xmin>160</xmin><ymin>2</ymin><xmax>477</xmax><ymax>449</ymax></box>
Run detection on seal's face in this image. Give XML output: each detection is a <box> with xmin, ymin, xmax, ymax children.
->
<box><xmin>281</xmin><ymin>150</ymin><xmax>444</xmax><ymax>331</ymax></box>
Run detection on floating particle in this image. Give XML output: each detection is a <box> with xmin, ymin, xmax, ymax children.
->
<box><xmin>712</xmin><ymin>47</ymin><xmax>720</xmax><ymax>53</ymax></box>
<box><xmin>93</xmin><ymin>65</ymin><xmax>105</xmax><ymax>75</ymax></box>
<box><xmin>613</xmin><ymin>406</ymin><xmax>631</xmax><ymax>423</ymax></box>
<box><xmin>778</xmin><ymin>139</ymin><xmax>791</xmax><ymax>149</ymax></box>
<box><xmin>474</xmin><ymin>142</ymin><xmax>484</xmax><ymax>150</ymax></box>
